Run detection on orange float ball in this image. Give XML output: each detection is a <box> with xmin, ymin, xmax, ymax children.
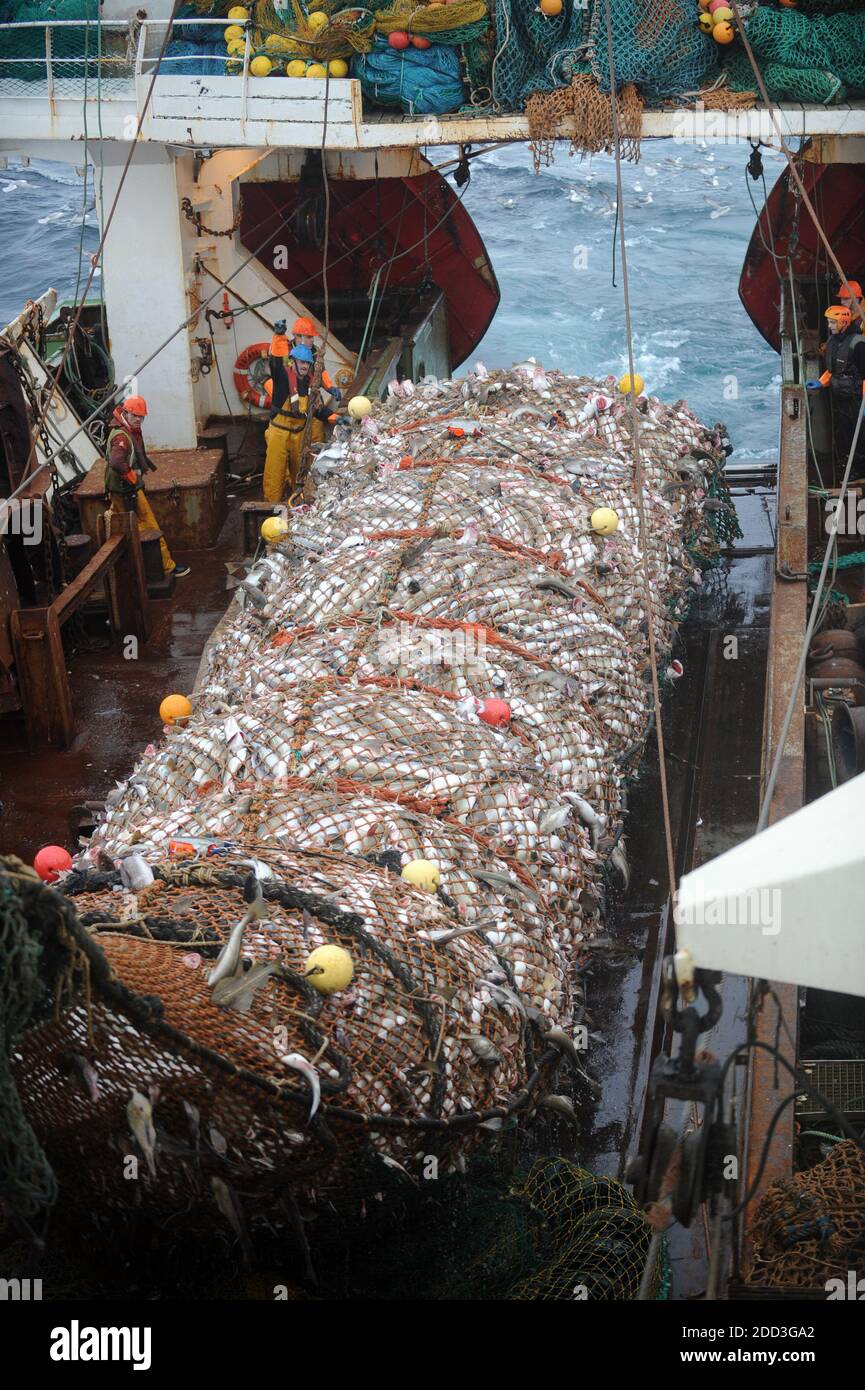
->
<box><xmin>34</xmin><ymin>844</ymin><xmax>73</xmax><ymax>883</ymax></box>
<box><xmin>539</xmin><ymin>0</ymin><xmax>563</xmax><ymax>13</ymax></box>
<box><xmin>388</xmin><ymin>29</ymin><xmax>410</xmax><ymax>47</ymax></box>
<box><xmin>160</xmin><ymin>693</ymin><xmax>193</xmax><ymax>725</ymax></box>
<box><xmin>477</xmin><ymin>697</ymin><xmax>511</xmax><ymax>728</ymax></box>
<box><xmin>713</xmin><ymin>18</ymin><xmax>735</xmax><ymax>40</ymax></box>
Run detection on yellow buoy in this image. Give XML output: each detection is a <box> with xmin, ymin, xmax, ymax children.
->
<box><xmin>698</xmin><ymin>11</ymin><xmax>713</xmax><ymax>30</ymax></box>
<box><xmin>307</xmin><ymin>10</ymin><xmax>329</xmax><ymax>29</ymax></box>
<box><xmin>286</xmin><ymin>58</ymin><xmax>307</xmax><ymax>77</ymax></box>
<box><xmin>711</xmin><ymin>6</ymin><xmax>733</xmax><ymax>21</ymax></box>
<box><xmin>328</xmin><ymin>58</ymin><xmax>349</xmax><ymax>77</ymax></box>
<box><xmin>227</xmin><ymin>5</ymin><xmax>249</xmax><ymax>18</ymax></box>
<box><xmin>591</xmin><ymin>507</ymin><xmax>619</xmax><ymax>536</ymax></box>
<box><xmin>265</xmin><ymin>34</ymin><xmax>293</xmax><ymax>52</ymax></box>
<box><xmin>160</xmin><ymin>693</ymin><xmax>192</xmax><ymax>725</ymax></box>
<box><xmin>225</xmin><ymin>58</ymin><xmax>242</xmax><ymax>73</ymax></box>
<box><xmin>261</xmin><ymin>515</ymin><xmax>290</xmax><ymax>544</ymax></box>
<box><xmin>250</xmin><ymin>54</ymin><xmax>273</xmax><ymax>77</ymax></box>
<box><xmin>347</xmin><ymin>395</ymin><xmax>372</xmax><ymax>420</ymax></box>
<box><xmin>224</xmin><ymin>24</ymin><xmax>244</xmax><ymax>42</ymax></box>
<box><xmin>618</xmin><ymin>372</ymin><xmax>644</xmax><ymax>396</ymax></box>
<box><xmin>401</xmin><ymin>858</ymin><xmax>441</xmax><ymax>893</ymax></box>
<box><xmin>226</xmin><ymin>38</ymin><xmax>246</xmax><ymax>56</ymax></box>
<box><xmin>306</xmin><ymin>62</ymin><xmax>327</xmax><ymax>78</ymax></box>
<box><xmin>304</xmin><ymin>944</ymin><xmax>354</xmax><ymax>995</ymax></box>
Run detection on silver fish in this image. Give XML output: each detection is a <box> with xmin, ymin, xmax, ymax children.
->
<box><xmin>127</xmin><ymin>1089</ymin><xmax>157</xmax><ymax>1176</ymax></box>
<box><xmin>61</xmin><ymin>1050</ymin><xmax>100</xmax><ymax>1102</ymax></box>
<box><xmin>481</xmin><ymin>979</ymin><xmax>526</xmax><ymax>1020</ymax></box>
<box><xmin>460</xmin><ymin>1034</ymin><xmax>501</xmax><ymax>1065</ymax></box>
<box><xmin>424</xmin><ymin>923</ymin><xmax>487</xmax><ymax>946</ymax></box>
<box><xmin>610</xmin><ymin>842</ymin><xmax>630</xmax><ymax>890</ymax></box>
<box><xmin>539</xmin><ymin>1094</ymin><xmax>578</xmax><ymax>1123</ymax></box>
<box><xmin>544</xmin><ymin>1027</ymin><xmax>584</xmax><ymax>1071</ymax></box>
<box><xmin>281</xmin><ymin>1052</ymin><xmax>321</xmax><ymax>1122</ymax></box>
<box><xmin>538</xmin><ymin>804</ymin><xmax>572</xmax><ymax>835</ymax></box>
<box><xmin>211</xmin><ymin>961</ymin><xmax>280</xmax><ymax>1014</ymax></box>
<box><xmin>211</xmin><ymin>1175</ymin><xmax>251</xmax><ymax>1264</ymax></box>
<box><xmin>466</xmin><ymin>868</ymin><xmax>540</xmax><ymax>905</ymax></box>
<box><xmin>118</xmin><ymin>852</ymin><xmax>154</xmax><ymax>894</ymax></box>
<box><xmin>242</xmin><ymin>871</ymin><xmax>268</xmax><ymax>920</ymax></box>
<box><xmin>182</xmin><ymin>1099</ymin><xmax>200</xmax><ymax>1151</ymax></box>
<box><xmin>207</xmin><ymin>919</ymin><xmax>248</xmax><ymax>988</ymax></box>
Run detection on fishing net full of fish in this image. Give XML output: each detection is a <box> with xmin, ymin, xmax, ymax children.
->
<box><xmin>3</xmin><ymin>362</ymin><xmax>737</xmax><ymax>1241</ymax></box>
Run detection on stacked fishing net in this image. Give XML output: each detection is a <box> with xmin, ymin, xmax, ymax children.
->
<box><xmin>725</xmin><ymin>5</ymin><xmax>865</xmax><ymax>104</ymax></box>
<box><xmin>749</xmin><ymin>1140</ymin><xmax>865</xmax><ymax>1289</ymax></box>
<box><xmin>15</xmin><ymin>361</ymin><xmax>729</xmax><ymax>1208</ymax></box>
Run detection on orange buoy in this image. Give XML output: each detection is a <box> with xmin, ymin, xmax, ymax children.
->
<box><xmin>160</xmin><ymin>693</ymin><xmax>193</xmax><ymax>726</ymax></box>
<box><xmin>712</xmin><ymin>19</ymin><xmax>735</xmax><ymax>41</ymax></box>
<box><xmin>34</xmin><ymin>845</ymin><xmax>72</xmax><ymax>882</ymax></box>
<box><xmin>478</xmin><ymin>697</ymin><xmax>511</xmax><ymax>728</ymax></box>
<box><xmin>539</xmin><ymin>0</ymin><xmax>563</xmax><ymax>12</ymax></box>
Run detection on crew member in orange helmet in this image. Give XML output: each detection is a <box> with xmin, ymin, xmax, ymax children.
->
<box><xmin>105</xmin><ymin>396</ymin><xmax>190</xmax><ymax>577</ymax></box>
<box><xmin>838</xmin><ymin>279</ymin><xmax>864</xmax><ymax>322</ymax></box>
<box><xmin>807</xmin><ymin>306</ymin><xmax>865</xmax><ymax>471</ymax></box>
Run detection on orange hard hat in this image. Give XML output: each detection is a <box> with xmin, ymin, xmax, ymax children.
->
<box><xmin>292</xmin><ymin>316</ymin><xmax>315</xmax><ymax>336</ymax></box>
<box><xmin>825</xmin><ymin>305</ymin><xmax>852</xmax><ymax>328</ymax></box>
<box><xmin>123</xmin><ymin>395</ymin><xmax>147</xmax><ymax>417</ymax></box>
<box><xmin>838</xmin><ymin>280</ymin><xmax>863</xmax><ymax>301</ymax></box>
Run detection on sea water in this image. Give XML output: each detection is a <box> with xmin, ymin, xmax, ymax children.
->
<box><xmin>0</xmin><ymin>140</ymin><xmax>782</xmax><ymax>461</ymax></box>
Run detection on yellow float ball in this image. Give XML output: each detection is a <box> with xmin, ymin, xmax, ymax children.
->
<box><xmin>591</xmin><ymin>507</ymin><xmax>619</xmax><ymax>536</ymax></box>
<box><xmin>224</xmin><ymin>24</ymin><xmax>244</xmax><ymax>41</ymax></box>
<box><xmin>401</xmin><ymin>858</ymin><xmax>441</xmax><ymax>893</ymax></box>
<box><xmin>328</xmin><ymin>58</ymin><xmax>349</xmax><ymax>77</ymax></box>
<box><xmin>711</xmin><ymin>6</ymin><xmax>733</xmax><ymax>21</ymax></box>
<box><xmin>226</xmin><ymin>38</ymin><xmax>246</xmax><ymax>55</ymax></box>
<box><xmin>306</xmin><ymin>62</ymin><xmax>327</xmax><ymax>78</ymax></box>
<box><xmin>304</xmin><ymin>944</ymin><xmax>354</xmax><ymax>995</ymax></box>
<box><xmin>308</xmin><ymin>10</ymin><xmax>328</xmax><ymax>28</ymax></box>
<box><xmin>160</xmin><ymin>693</ymin><xmax>192</xmax><ymax>726</ymax></box>
<box><xmin>713</xmin><ymin>18</ymin><xmax>736</xmax><ymax>41</ymax></box>
<box><xmin>261</xmin><ymin>515</ymin><xmax>289</xmax><ymax>544</ymax></box>
<box><xmin>698</xmin><ymin>11</ymin><xmax>713</xmax><ymax>29</ymax></box>
<box><xmin>227</xmin><ymin>5</ymin><xmax>249</xmax><ymax>18</ymax></box>
<box><xmin>286</xmin><ymin>58</ymin><xmax>307</xmax><ymax>76</ymax></box>
<box><xmin>347</xmin><ymin>395</ymin><xmax>372</xmax><ymax>420</ymax></box>
<box><xmin>539</xmin><ymin>0</ymin><xmax>563</xmax><ymax>11</ymax></box>
<box><xmin>618</xmin><ymin>372</ymin><xmax>645</xmax><ymax>396</ymax></box>
<box><xmin>264</xmin><ymin>34</ymin><xmax>293</xmax><ymax>52</ymax></box>
<box><xmin>250</xmin><ymin>54</ymin><xmax>273</xmax><ymax>76</ymax></box>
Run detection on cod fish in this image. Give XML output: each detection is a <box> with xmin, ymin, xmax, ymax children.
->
<box><xmin>280</xmin><ymin>1053</ymin><xmax>321</xmax><ymax>1122</ymax></box>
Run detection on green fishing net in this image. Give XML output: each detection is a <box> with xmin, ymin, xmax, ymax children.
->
<box><xmin>491</xmin><ymin>0</ymin><xmax>591</xmax><ymax>110</ymax></box>
<box><xmin>726</xmin><ymin>7</ymin><xmax>865</xmax><ymax>104</ymax></box>
<box><xmin>587</xmin><ymin>0</ymin><xmax>718</xmax><ymax>99</ymax></box>
<box><xmin>0</xmin><ymin>0</ymin><xmax>103</xmax><ymax>82</ymax></box>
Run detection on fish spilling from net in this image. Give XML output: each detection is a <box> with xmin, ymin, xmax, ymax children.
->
<box><xmin>8</xmin><ymin>362</ymin><xmax>736</xmax><ymax>1212</ymax></box>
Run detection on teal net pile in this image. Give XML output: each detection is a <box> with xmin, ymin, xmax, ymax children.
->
<box><xmin>490</xmin><ymin>0</ymin><xmax>591</xmax><ymax>110</ymax></box>
<box><xmin>587</xmin><ymin>0</ymin><xmax>719</xmax><ymax>99</ymax></box>
<box><xmin>726</xmin><ymin>7</ymin><xmax>865</xmax><ymax>104</ymax></box>
<box><xmin>0</xmin><ymin>0</ymin><xmax>103</xmax><ymax>84</ymax></box>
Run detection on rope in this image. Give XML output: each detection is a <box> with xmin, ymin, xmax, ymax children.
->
<box><xmin>602</xmin><ymin>0</ymin><xmax>677</xmax><ymax>906</ymax></box>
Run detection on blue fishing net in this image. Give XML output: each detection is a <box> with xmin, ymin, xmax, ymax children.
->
<box><xmin>491</xmin><ymin>0</ymin><xmax>591</xmax><ymax>110</ymax></box>
<box><xmin>725</xmin><ymin>7</ymin><xmax>865</xmax><ymax>103</ymax></box>
<box><xmin>352</xmin><ymin>37</ymin><xmax>465</xmax><ymax>114</ymax></box>
<box><xmin>588</xmin><ymin>0</ymin><xmax>719</xmax><ymax>98</ymax></box>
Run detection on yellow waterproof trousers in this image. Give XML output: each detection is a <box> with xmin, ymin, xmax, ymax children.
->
<box><xmin>110</xmin><ymin>491</ymin><xmax>175</xmax><ymax>574</ymax></box>
<box><xmin>262</xmin><ymin>407</ymin><xmax>324</xmax><ymax>505</ymax></box>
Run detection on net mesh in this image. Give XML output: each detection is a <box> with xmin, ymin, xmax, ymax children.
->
<box><xmin>726</xmin><ymin>7</ymin><xmax>865</xmax><ymax>104</ymax></box>
<box><xmin>749</xmin><ymin>1140</ymin><xmax>865</xmax><ymax>1290</ymax></box>
<box><xmin>588</xmin><ymin>0</ymin><xmax>719</xmax><ymax>99</ymax></box>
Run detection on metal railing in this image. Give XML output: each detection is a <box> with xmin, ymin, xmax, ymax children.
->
<box><xmin>0</xmin><ymin>18</ymin><xmax>259</xmax><ymax>101</ymax></box>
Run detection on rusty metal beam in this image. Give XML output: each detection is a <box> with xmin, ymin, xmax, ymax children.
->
<box><xmin>741</xmin><ymin>381</ymin><xmax>806</xmax><ymax>1275</ymax></box>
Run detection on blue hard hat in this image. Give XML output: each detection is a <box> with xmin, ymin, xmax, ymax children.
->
<box><xmin>290</xmin><ymin>344</ymin><xmax>314</xmax><ymax>363</ymax></box>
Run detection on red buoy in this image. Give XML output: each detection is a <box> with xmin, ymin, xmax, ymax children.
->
<box><xmin>34</xmin><ymin>844</ymin><xmax>73</xmax><ymax>883</ymax></box>
<box><xmin>478</xmin><ymin>697</ymin><xmax>511</xmax><ymax>728</ymax></box>
<box><xmin>411</xmin><ymin>35</ymin><xmax>431</xmax><ymax>48</ymax></box>
<box><xmin>388</xmin><ymin>30</ymin><xmax>410</xmax><ymax>48</ymax></box>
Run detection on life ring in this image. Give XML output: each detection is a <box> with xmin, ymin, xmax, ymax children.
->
<box><xmin>233</xmin><ymin>342</ymin><xmax>272</xmax><ymax>409</ymax></box>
